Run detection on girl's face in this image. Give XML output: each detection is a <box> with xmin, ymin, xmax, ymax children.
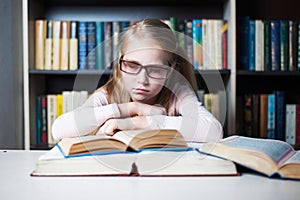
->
<box><xmin>121</xmin><ymin>48</ymin><xmax>169</xmax><ymax>105</ymax></box>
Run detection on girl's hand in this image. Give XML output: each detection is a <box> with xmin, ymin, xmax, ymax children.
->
<box><xmin>118</xmin><ymin>102</ymin><xmax>167</xmax><ymax>117</ymax></box>
<box><xmin>97</xmin><ymin>116</ymin><xmax>149</xmax><ymax>136</ymax></box>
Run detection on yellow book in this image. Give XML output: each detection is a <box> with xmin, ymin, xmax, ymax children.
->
<box><xmin>56</xmin><ymin>94</ymin><xmax>63</xmax><ymax>117</ymax></box>
<box><xmin>35</xmin><ymin>20</ymin><xmax>47</xmax><ymax>70</ymax></box>
<box><xmin>60</xmin><ymin>21</ymin><xmax>70</xmax><ymax>70</ymax></box>
<box><xmin>52</xmin><ymin>20</ymin><xmax>61</xmax><ymax>70</ymax></box>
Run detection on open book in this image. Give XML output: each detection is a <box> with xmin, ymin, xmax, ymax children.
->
<box><xmin>58</xmin><ymin>129</ymin><xmax>189</xmax><ymax>157</ymax></box>
<box><xmin>31</xmin><ymin>145</ymin><xmax>238</xmax><ymax>177</ymax></box>
<box><xmin>197</xmin><ymin>135</ymin><xmax>300</xmax><ymax>180</ymax></box>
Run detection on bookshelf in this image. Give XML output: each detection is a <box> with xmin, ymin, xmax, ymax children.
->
<box><xmin>22</xmin><ymin>0</ymin><xmax>236</xmax><ymax>150</ymax></box>
<box><xmin>236</xmin><ymin>0</ymin><xmax>300</xmax><ymax>145</ymax></box>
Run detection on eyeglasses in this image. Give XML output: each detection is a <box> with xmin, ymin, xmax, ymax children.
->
<box><xmin>119</xmin><ymin>58</ymin><xmax>171</xmax><ymax>79</ymax></box>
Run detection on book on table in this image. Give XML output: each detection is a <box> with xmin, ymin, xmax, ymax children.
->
<box><xmin>196</xmin><ymin>135</ymin><xmax>300</xmax><ymax>180</ymax></box>
<box><xmin>30</xmin><ymin>129</ymin><xmax>238</xmax><ymax>177</ymax></box>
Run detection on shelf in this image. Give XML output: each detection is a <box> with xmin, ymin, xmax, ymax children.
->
<box><xmin>29</xmin><ymin>69</ymin><xmax>113</xmax><ymax>75</ymax></box>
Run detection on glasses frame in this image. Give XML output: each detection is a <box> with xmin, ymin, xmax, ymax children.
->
<box><xmin>119</xmin><ymin>57</ymin><xmax>171</xmax><ymax>79</ymax></box>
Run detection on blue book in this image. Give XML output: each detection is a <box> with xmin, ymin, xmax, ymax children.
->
<box><xmin>78</xmin><ymin>21</ymin><xmax>87</xmax><ymax>70</ymax></box>
<box><xmin>238</xmin><ymin>16</ymin><xmax>250</xmax><ymax>70</ymax></box>
<box><xmin>248</xmin><ymin>20</ymin><xmax>255</xmax><ymax>71</ymax></box>
<box><xmin>275</xmin><ymin>91</ymin><xmax>285</xmax><ymax>141</ymax></box>
<box><xmin>95</xmin><ymin>21</ymin><xmax>104</xmax><ymax>70</ymax></box>
<box><xmin>267</xmin><ymin>93</ymin><xmax>276</xmax><ymax>139</ymax></box>
<box><xmin>270</xmin><ymin>20</ymin><xmax>281</xmax><ymax>71</ymax></box>
<box><xmin>192</xmin><ymin>19</ymin><xmax>202</xmax><ymax>69</ymax></box>
<box><xmin>263</xmin><ymin>20</ymin><xmax>271</xmax><ymax>71</ymax></box>
<box><xmin>87</xmin><ymin>21</ymin><xmax>96</xmax><ymax>70</ymax></box>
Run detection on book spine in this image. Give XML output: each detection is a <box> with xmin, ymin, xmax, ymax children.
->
<box><xmin>69</xmin><ymin>21</ymin><xmax>78</xmax><ymax>70</ymax></box>
<box><xmin>56</xmin><ymin>94</ymin><xmax>63</xmax><ymax>117</ymax></box>
<box><xmin>263</xmin><ymin>20</ymin><xmax>271</xmax><ymax>71</ymax></box>
<box><xmin>248</xmin><ymin>19</ymin><xmax>255</xmax><ymax>71</ymax></box>
<box><xmin>87</xmin><ymin>21</ymin><xmax>96</xmax><ymax>70</ymax></box>
<box><xmin>78</xmin><ymin>21</ymin><xmax>87</xmax><ymax>70</ymax></box>
<box><xmin>41</xmin><ymin>95</ymin><xmax>47</xmax><ymax>145</ymax></box>
<box><xmin>177</xmin><ymin>19</ymin><xmax>186</xmax><ymax>53</ymax></box>
<box><xmin>35</xmin><ymin>20</ymin><xmax>47</xmax><ymax>70</ymax></box>
<box><xmin>36</xmin><ymin>96</ymin><xmax>41</xmax><ymax>144</ymax></box>
<box><xmin>60</xmin><ymin>20</ymin><xmax>70</xmax><ymax>70</ymax></box>
<box><xmin>285</xmin><ymin>104</ymin><xmax>296</xmax><ymax>146</ymax></box>
<box><xmin>44</xmin><ymin>20</ymin><xmax>53</xmax><ymax>70</ymax></box>
<box><xmin>95</xmin><ymin>21</ymin><xmax>104</xmax><ymax>70</ymax></box>
<box><xmin>104</xmin><ymin>21</ymin><xmax>112</xmax><ymax>69</ymax></box>
<box><xmin>238</xmin><ymin>16</ymin><xmax>250</xmax><ymax>70</ymax></box>
<box><xmin>280</xmin><ymin>20</ymin><xmax>289</xmax><ymax>71</ymax></box>
<box><xmin>221</xmin><ymin>21</ymin><xmax>228</xmax><ymax>69</ymax></box>
<box><xmin>289</xmin><ymin>20</ymin><xmax>298</xmax><ymax>71</ymax></box>
<box><xmin>259</xmin><ymin>94</ymin><xmax>268</xmax><ymax>138</ymax></box>
<box><xmin>192</xmin><ymin>19</ymin><xmax>203</xmax><ymax>69</ymax></box>
<box><xmin>52</xmin><ymin>20</ymin><xmax>61</xmax><ymax>70</ymax></box>
<box><xmin>270</xmin><ymin>20</ymin><xmax>281</xmax><ymax>71</ymax></box>
<box><xmin>267</xmin><ymin>93</ymin><xmax>276</xmax><ymax>139</ymax></box>
<box><xmin>185</xmin><ymin>20</ymin><xmax>193</xmax><ymax>65</ymax></box>
<box><xmin>296</xmin><ymin>104</ymin><xmax>300</xmax><ymax>148</ymax></box>
<box><xmin>255</xmin><ymin>20</ymin><xmax>263</xmax><ymax>71</ymax></box>
<box><xmin>243</xmin><ymin>94</ymin><xmax>253</xmax><ymax>137</ymax></box>
<box><xmin>112</xmin><ymin>21</ymin><xmax>120</xmax><ymax>66</ymax></box>
<box><xmin>275</xmin><ymin>91</ymin><xmax>285</xmax><ymax>141</ymax></box>
<box><xmin>47</xmin><ymin>95</ymin><xmax>57</xmax><ymax>145</ymax></box>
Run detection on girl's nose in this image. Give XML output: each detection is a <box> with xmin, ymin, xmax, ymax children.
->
<box><xmin>137</xmin><ymin>68</ymin><xmax>149</xmax><ymax>84</ymax></box>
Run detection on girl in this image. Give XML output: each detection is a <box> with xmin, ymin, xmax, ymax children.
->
<box><xmin>52</xmin><ymin>19</ymin><xmax>223</xmax><ymax>142</ymax></box>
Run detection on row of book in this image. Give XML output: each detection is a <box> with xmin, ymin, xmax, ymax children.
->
<box><xmin>237</xmin><ymin>91</ymin><xmax>300</xmax><ymax>147</ymax></box>
<box><xmin>238</xmin><ymin>16</ymin><xmax>300</xmax><ymax>72</ymax></box>
<box><xmin>34</xmin><ymin>17</ymin><xmax>228</xmax><ymax>71</ymax></box>
<box><xmin>36</xmin><ymin>91</ymin><xmax>88</xmax><ymax>146</ymax></box>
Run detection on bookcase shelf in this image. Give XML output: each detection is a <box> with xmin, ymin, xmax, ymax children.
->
<box><xmin>23</xmin><ymin>0</ymin><xmax>236</xmax><ymax>149</ymax></box>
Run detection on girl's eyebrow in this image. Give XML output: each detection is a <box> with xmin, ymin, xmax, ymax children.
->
<box><xmin>122</xmin><ymin>58</ymin><xmax>141</xmax><ymax>65</ymax></box>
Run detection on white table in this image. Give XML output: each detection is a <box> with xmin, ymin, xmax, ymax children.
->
<box><xmin>1</xmin><ymin>150</ymin><xmax>300</xmax><ymax>200</ymax></box>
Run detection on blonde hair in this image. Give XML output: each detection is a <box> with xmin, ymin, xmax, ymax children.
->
<box><xmin>102</xmin><ymin>19</ymin><xmax>198</xmax><ymax>109</ymax></box>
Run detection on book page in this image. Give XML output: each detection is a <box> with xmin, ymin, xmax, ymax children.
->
<box><xmin>221</xmin><ymin>136</ymin><xmax>295</xmax><ymax>166</ymax></box>
<box><xmin>112</xmin><ymin>130</ymin><xmax>142</xmax><ymax>146</ymax></box>
<box><xmin>284</xmin><ymin>151</ymin><xmax>300</xmax><ymax>164</ymax></box>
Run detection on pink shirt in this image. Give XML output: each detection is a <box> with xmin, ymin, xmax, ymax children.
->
<box><xmin>52</xmin><ymin>84</ymin><xmax>223</xmax><ymax>142</ymax></box>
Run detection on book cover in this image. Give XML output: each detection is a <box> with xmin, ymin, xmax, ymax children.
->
<box><xmin>270</xmin><ymin>20</ymin><xmax>281</xmax><ymax>71</ymax></box>
<box><xmin>35</xmin><ymin>19</ymin><xmax>47</xmax><ymax>70</ymax></box>
<box><xmin>95</xmin><ymin>21</ymin><xmax>104</xmax><ymax>70</ymax></box>
<box><xmin>280</xmin><ymin>20</ymin><xmax>289</xmax><ymax>71</ymax></box>
<box><xmin>78</xmin><ymin>21</ymin><xmax>87</xmax><ymax>70</ymax></box>
<box><xmin>285</xmin><ymin>104</ymin><xmax>296</xmax><ymax>146</ymax></box>
<box><xmin>267</xmin><ymin>93</ymin><xmax>276</xmax><ymax>139</ymax></box>
<box><xmin>52</xmin><ymin>20</ymin><xmax>61</xmax><ymax>70</ymax></box>
<box><xmin>60</xmin><ymin>20</ymin><xmax>70</xmax><ymax>70</ymax></box>
<box><xmin>44</xmin><ymin>20</ymin><xmax>53</xmax><ymax>70</ymax></box>
<box><xmin>192</xmin><ymin>19</ymin><xmax>202</xmax><ymax>69</ymax></box>
<box><xmin>69</xmin><ymin>21</ymin><xmax>78</xmax><ymax>70</ymax></box>
<box><xmin>87</xmin><ymin>21</ymin><xmax>96</xmax><ymax>70</ymax></box>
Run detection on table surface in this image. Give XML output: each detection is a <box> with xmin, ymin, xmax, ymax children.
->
<box><xmin>1</xmin><ymin>150</ymin><xmax>300</xmax><ymax>200</ymax></box>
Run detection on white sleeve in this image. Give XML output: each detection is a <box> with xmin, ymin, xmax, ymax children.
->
<box><xmin>146</xmin><ymin>86</ymin><xmax>223</xmax><ymax>142</ymax></box>
<box><xmin>51</xmin><ymin>91</ymin><xmax>120</xmax><ymax>140</ymax></box>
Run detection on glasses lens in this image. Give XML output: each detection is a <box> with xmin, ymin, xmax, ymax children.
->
<box><xmin>146</xmin><ymin>66</ymin><xmax>169</xmax><ymax>79</ymax></box>
<box><xmin>120</xmin><ymin>60</ymin><xmax>141</xmax><ymax>74</ymax></box>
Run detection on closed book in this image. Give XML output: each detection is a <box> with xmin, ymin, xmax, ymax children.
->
<box><xmin>296</xmin><ymin>105</ymin><xmax>300</xmax><ymax>148</ymax></box>
<box><xmin>47</xmin><ymin>94</ymin><xmax>57</xmax><ymax>146</ymax></box>
<box><xmin>280</xmin><ymin>20</ymin><xmax>289</xmax><ymax>71</ymax></box>
<box><xmin>263</xmin><ymin>20</ymin><xmax>271</xmax><ymax>71</ymax></box>
<box><xmin>285</xmin><ymin>104</ymin><xmax>296</xmax><ymax>146</ymax></box>
<box><xmin>267</xmin><ymin>93</ymin><xmax>276</xmax><ymax>139</ymax></box>
<box><xmin>259</xmin><ymin>94</ymin><xmax>268</xmax><ymax>138</ymax></box>
<box><xmin>248</xmin><ymin>19</ymin><xmax>255</xmax><ymax>71</ymax></box>
<box><xmin>243</xmin><ymin>94</ymin><xmax>252</xmax><ymax>137</ymax></box>
<box><xmin>104</xmin><ymin>21</ymin><xmax>113</xmax><ymax>69</ymax></box>
<box><xmin>52</xmin><ymin>20</ymin><xmax>61</xmax><ymax>70</ymax></box>
<box><xmin>44</xmin><ymin>20</ymin><xmax>53</xmax><ymax>70</ymax></box>
<box><xmin>184</xmin><ymin>19</ymin><xmax>193</xmax><ymax>65</ymax></box>
<box><xmin>177</xmin><ymin>19</ymin><xmax>186</xmax><ymax>53</ymax></box>
<box><xmin>69</xmin><ymin>21</ymin><xmax>78</xmax><ymax>70</ymax></box>
<box><xmin>255</xmin><ymin>20</ymin><xmax>264</xmax><ymax>71</ymax></box>
<box><xmin>270</xmin><ymin>20</ymin><xmax>280</xmax><ymax>71</ymax></box>
<box><xmin>112</xmin><ymin>21</ymin><xmax>120</xmax><ymax>66</ymax></box>
<box><xmin>275</xmin><ymin>91</ymin><xmax>285</xmax><ymax>141</ymax></box>
<box><xmin>40</xmin><ymin>95</ymin><xmax>47</xmax><ymax>145</ymax></box>
<box><xmin>289</xmin><ymin>20</ymin><xmax>298</xmax><ymax>71</ymax></box>
<box><xmin>95</xmin><ymin>21</ymin><xmax>104</xmax><ymax>70</ymax></box>
<box><xmin>60</xmin><ymin>21</ymin><xmax>70</xmax><ymax>70</ymax></box>
<box><xmin>192</xmin><ymin>19</ymin><xmax>202</xmax><ymax>69</ymax></box>
<box><xmin>238</xmin><ymin>16</ymin><xmax>250</xmax><ymax>70</ymax></box>
<box><xmin>78</xmin><ymin>21</ymin><xmax>87</xmax><ymax>70</ymax></box>
<box><xmin>35</xmin><ymin>19</ymin><xmax>47</xmax><ymax>70</ymax></box>
<box><xmin>221</xmin><ymin>21</ymin><xmax>228</xmax><ymax>69</ymax></box>
<box><xmin>87</xmin><ymin>21</ymin><xmax>96</xmax><ymax>70</ymax></box>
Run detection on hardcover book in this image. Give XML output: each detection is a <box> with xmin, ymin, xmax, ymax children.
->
<box><xmin>198</xmin><ymin>135</ymin><xmax>300</xmax><ymax>180</ymax></box>
<box><xmin>31</xmin><ymin>140</ymin><xmax>238</xmax><ymax>177</ymax></box>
